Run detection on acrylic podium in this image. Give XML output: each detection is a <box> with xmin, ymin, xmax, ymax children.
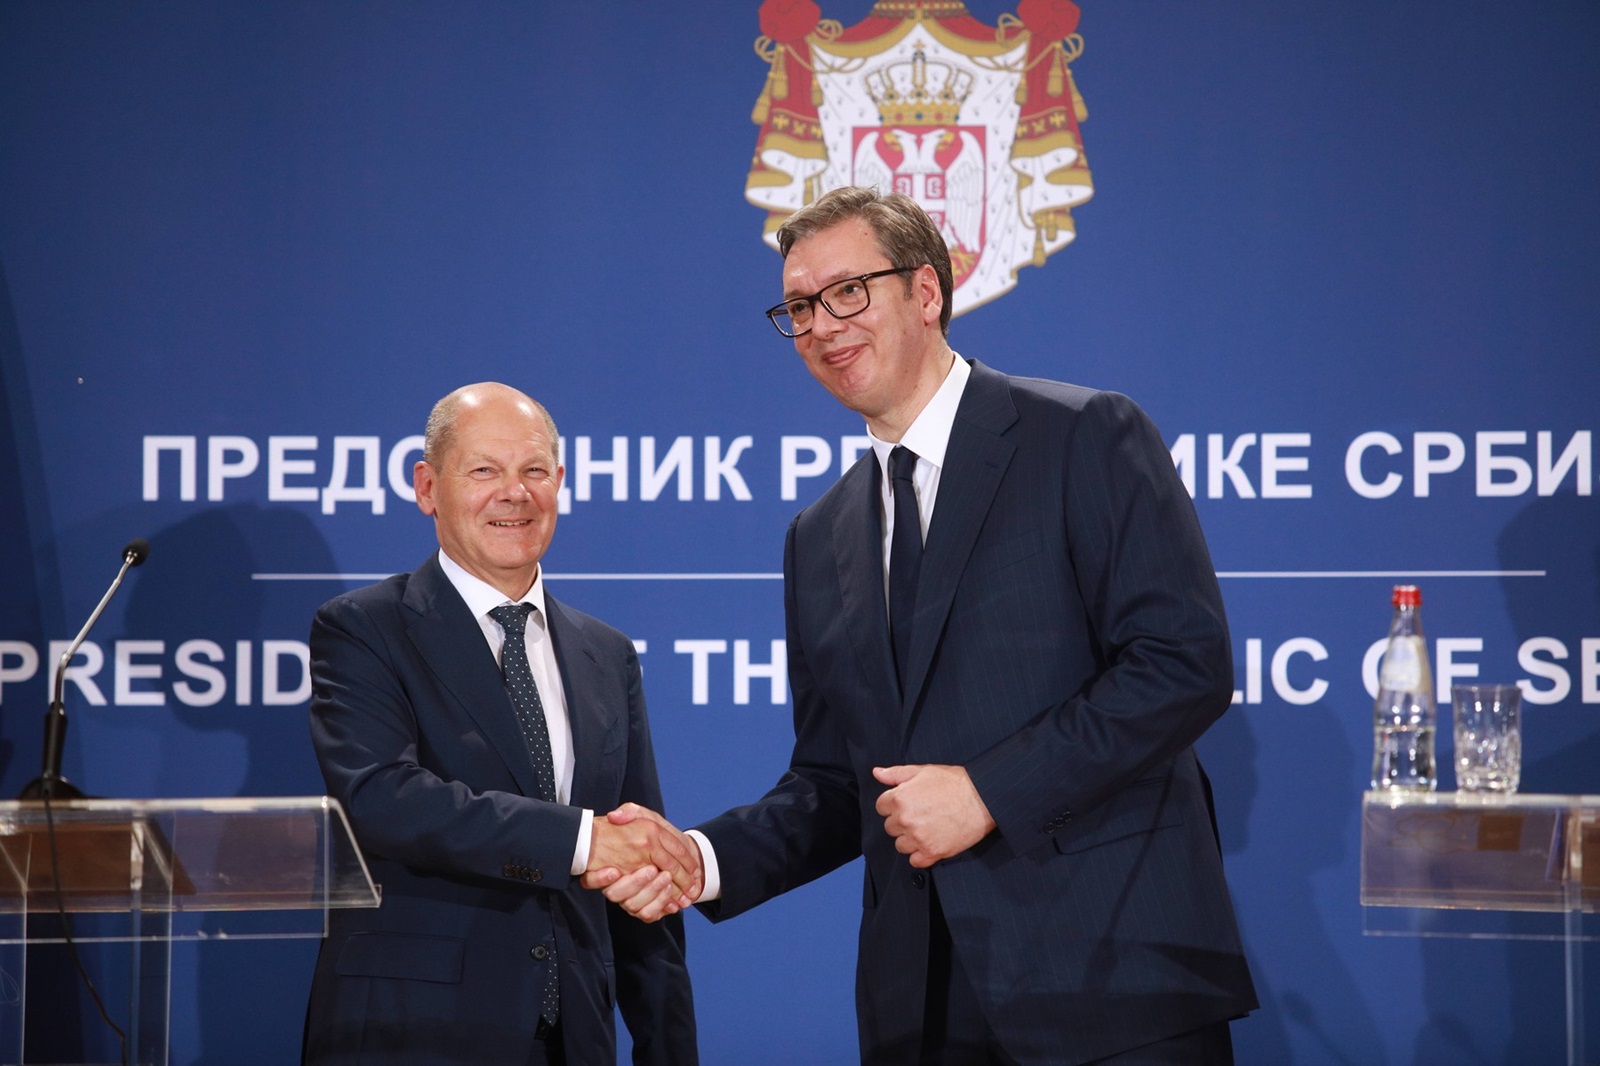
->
<box><xmin>1362</xmin><ymin>791</ymin><xmax>1600</xmax><ymax>1066</ymax></box>
<box><xmin>0</xmin><ymin>796</ymin><xmax>379</xmax><ymax>1065</ymax></box>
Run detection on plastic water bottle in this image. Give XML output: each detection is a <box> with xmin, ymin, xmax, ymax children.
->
<box><xmin>1370</xmin><ymin>584</ymin><xmax>1437</xmax><ymax>791</ymax></box>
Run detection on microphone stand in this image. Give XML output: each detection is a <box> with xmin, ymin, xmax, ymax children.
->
<box><xmin>14</xmin><ymin>538</ymin><xmax>148</xmax><ymax>1066</ymax></box>
<box><xmin>19</xmin><ymin>537</ymin><xmax>149</xmax><ymax>801</ymax></box>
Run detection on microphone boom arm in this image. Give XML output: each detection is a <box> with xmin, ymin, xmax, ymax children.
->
<box><xmin>21</xmin><ymin>538</ymin><xmax>149</xmax><ymax>801</ymax></box>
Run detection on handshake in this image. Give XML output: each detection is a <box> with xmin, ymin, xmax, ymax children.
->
<box><xmin>583</xmin><ymin>804</ymin><xmax>702</xmax><ymax>922</ymax></box>
<box><xmin>581</xmin><ymin>764</ymin><xmax>1000</xmax><ymax>923</ymax></box>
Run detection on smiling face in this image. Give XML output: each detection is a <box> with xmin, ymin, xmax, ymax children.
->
<box><xmin>413</xmin><ymin>385</ymin><xmax>563</xmax><ymax>600</ymax></box>
<box><xmin>783</xmin><ymin>218</ymin><xmax>948</xmax><ymax>440</ymax></box>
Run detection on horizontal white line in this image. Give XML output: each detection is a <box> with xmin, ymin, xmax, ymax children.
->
<box><xmin>1215</xmin><ymin>570</ymin><xmax>1545</xmax><ymax>579</ymax></box>
<box><xmin>253</xmin><ymin>569</ymin><xmax>1545</xmax><ymax>583</ymax></box>
<box><xmin>252</xmin><ymin>573</ymin><xmax>396</xmax><ymax>581</ymax></box>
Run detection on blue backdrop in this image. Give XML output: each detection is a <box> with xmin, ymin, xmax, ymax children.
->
<box><xmin>2</xmin><ymin>2</ymin><xmax>1597</xmax><ymax>1062</ymax></box>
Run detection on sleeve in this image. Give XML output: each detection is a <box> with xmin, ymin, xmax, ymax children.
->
<box><xmin>964</xmin><ymin>389</ymin><xmax>1235</xmax><ymax>855</ymax></box>
<box><xmin>692</xmin><ymin>516</ymin><xmax>864</xmax><ymax>921</ymax></box>
<box><xmin>308</xmin><ymin>592</ymin><xmax>585</xmax><ymax>891</ymax></box>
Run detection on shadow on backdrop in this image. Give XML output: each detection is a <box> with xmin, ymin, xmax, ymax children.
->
<box><xmin>101</xmin><ymin>502</ymin><xmax>340</xmax><ymax>1064</ymax></box>
<box><xmin>1194</xmin><ymin>706</ymin><xmax>1294</xmax><ymax>1058</ymax></box>
<box><xmin>0</xmin><ymin>254</ymin><xmax>91</xmax><ymax>1062</ymax></box>
<box><xmin>1209</xmin><ymin>702</ymin><xmax>1387</xmax><ymax>1064</ymax></box>
<box><xmin>1409</xmin><ymin>492</ymin><xmax>1600</xmax><ymax>1064</ymax></box>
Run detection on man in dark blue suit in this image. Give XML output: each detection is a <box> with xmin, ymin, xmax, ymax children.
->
<box><xmin>304</xmin><ymin>382</ymin><xmax>699</xmax><ymax>1065</ymax></box>
<box><xmin>596</xmin><ymin>188</ymin><xmax>1256</xmax><ymax>1064</ymax></box>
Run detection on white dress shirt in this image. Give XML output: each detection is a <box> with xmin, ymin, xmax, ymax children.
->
<box><xmin>867</xmin><ymin>353</ymin><xmax>970</xmax><ymax>584</ymax></box>
<box><xmin>438</xmin><ymin>549</ymin><xmax>595</xmax><ymax>875</ymax></box>
<box><xmin>688</xmin><ymin>354</ymin><xmax>972</xmax><ymax>902</ymax></box>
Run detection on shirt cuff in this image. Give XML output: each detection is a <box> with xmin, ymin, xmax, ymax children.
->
<box><xmin>685</xmin><ymin>829</ymin><xmax>721</xmax><ymax>902</ymax></box>
<box><xmin>570</xmin><ymin>808</ymin><xmax>595</xmax><ymax>877</ymax></box>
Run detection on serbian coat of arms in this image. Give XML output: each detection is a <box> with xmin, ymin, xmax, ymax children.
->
<box><xmin>746</xmin><ymin>0</ymin><xmax>1093</xmax><ymax>316</ymax></box>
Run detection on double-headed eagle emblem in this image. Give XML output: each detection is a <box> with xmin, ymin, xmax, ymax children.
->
<box><xmin>746</xmin><ymin>0</ymin><xmax>1094</xmax><ymax>315</ymax></box>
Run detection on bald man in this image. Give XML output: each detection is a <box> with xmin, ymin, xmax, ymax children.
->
<box><xmin>304</xmin><ymin>383</ymin><xmax>698</xmax><ymax>1065</ymax></box>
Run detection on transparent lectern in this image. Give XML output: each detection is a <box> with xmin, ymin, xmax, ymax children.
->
<box><xmin>1361</xmin><ymin>791</ymin><xmax>1600</xmax><ymax>1066</ymax></box>
<box><xmin>0</xmin><ymin>796</ymin><xmax>379</xmax><ymax>1065</ymax></box>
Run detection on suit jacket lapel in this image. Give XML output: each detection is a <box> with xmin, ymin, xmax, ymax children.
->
<box><xmin>403</xmin><ymin>553</ymin><xmax>542</xmax><ymax>800</ymax></box>
<box><xmin>543</xmin><ymin>593</ymin><xmax>614</xmax><ymax>810</ymax></box>
<box><xmin>901</xmin><ymin>361</ymin><xmax>1018</xmax><ymax>726</ymax></box>
<box><xmin>830</xmin><ymin>454</ymin><xmax>902</xmax><ymax>711</ymax></box>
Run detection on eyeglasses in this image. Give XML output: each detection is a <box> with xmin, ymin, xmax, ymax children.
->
<box><xmin>764</xmin><ymin>267</ymin><xmax>915</xmax><ymax>338</ymax></box>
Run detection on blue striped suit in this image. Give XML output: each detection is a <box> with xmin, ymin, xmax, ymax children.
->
<box><xmin>695</xmin><ymin>359</ymin><xmax>1257</xmax><ymax>1064</ymax></box>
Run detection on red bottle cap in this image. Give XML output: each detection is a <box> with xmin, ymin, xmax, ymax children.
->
<box><xmin>1392</xmin><ymin>584</ymin><xmax>1421</xmax><ymax>607</ymax></box>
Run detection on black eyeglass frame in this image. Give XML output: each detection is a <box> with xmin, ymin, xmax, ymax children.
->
<box><xmin>763</xmin><ymin>266</ymin><xmax>916</xmax><ymax>338</ymax></box>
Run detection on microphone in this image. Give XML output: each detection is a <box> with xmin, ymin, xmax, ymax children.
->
<box><xmin>18</xmin><ymin>538</ymin><xmax>151</xmax><ymax>801</ymax></box>
<box><xmin>122</xmin><ymin>538</ymin><xmax>150</xmax><ymax>567</ymax></box>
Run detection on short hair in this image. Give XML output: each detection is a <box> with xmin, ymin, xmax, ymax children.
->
<box><xmin>423</xmin><ymin>384</ymin><xmax>559</xmax><ymax>467</ymax></box>
<box><xmin>775</xmin><ymin>186</ymin><xmax>954</xmax><ymax>336</ymax></box>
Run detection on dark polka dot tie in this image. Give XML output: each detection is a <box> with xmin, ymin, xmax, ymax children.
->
<box><xmin>488</xmin><ymin>602</ymin><xmax>560</xmax><ymax>1030</ymax></box>
<box><xmin>490</xmin><ymin>603</ymin><xmax>559</xmax><ymax>804</ymax></box>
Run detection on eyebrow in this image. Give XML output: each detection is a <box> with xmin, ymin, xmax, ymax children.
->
<box><xmin>783</xmin><ymin>266</ymin><xmax>889</xmax><ymax>301</ymax></box>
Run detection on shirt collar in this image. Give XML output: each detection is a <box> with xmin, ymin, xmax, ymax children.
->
<box><xmin>867</xmin><ymin>353</ymin><xmax>971</xmax><ymax>476</ymax></box>
<box><xmin>437</xmin><ymin>549</ymin><xmax>548</xmax><ymax>623</ymax></box>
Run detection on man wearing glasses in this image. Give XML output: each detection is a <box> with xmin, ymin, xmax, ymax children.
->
<box><xmin>592</xmin><ymin>186</ymin><xmax>1257</xmax><ymax>1064</ymax></box>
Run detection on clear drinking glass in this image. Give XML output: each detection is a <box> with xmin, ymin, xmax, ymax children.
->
<box><xmin>1451</xmin><ymin>683</ymin><xmax>1522</xmax><ymax>793</ymax></box>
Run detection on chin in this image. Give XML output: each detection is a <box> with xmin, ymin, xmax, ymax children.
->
<box><xmin>832</xmin><ymin>384</ymin><xmax>881</xmax><ymax>418</ymax></box>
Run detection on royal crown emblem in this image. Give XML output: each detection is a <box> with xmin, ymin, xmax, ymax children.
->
<box><xmin>746</xmin><ymin>0</ymin><xmax>1094</xmax><ymax>315</ymax></box>
<box><xmin>863</xmin><ymin>48</ymin><xmax>973</xmax><ymax>125</ymax></box>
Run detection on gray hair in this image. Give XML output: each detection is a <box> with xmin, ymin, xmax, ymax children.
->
<box><xmin>775</xmin><ymin>186</ymin><xmax>953</xmax><ymax>336</ymax></box>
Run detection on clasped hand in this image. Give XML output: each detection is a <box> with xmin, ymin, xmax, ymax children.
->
<box><xmin>582</xmin><ymin>804</ymin><xmax>702</xmax><ymax>922</ymax></box>
<box><xmin>872</xmin><ymin>763</ymin><xmax>996</xmax><ymax>868</ymax></box>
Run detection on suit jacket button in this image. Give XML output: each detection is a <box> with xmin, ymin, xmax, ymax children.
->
<box><xmin>503</xmin><ymin>864</ymin><xmax>515</xmax><ymax>877</ymax></box>
<box><xmin>911</xmin><ymin>872</ymin><xmax>926</xmax><ymax>889</ymax></box>
<box><xmin>530</xmin><ymin>868</ymin><xmax>543</xmax><ymax>882</ymax></box>
<box><xmin>530</xmin><ymin>945</ymin><xmax>549</xmax><ymax>960</ymax></box>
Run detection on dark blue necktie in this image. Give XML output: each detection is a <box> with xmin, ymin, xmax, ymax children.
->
<box><xmin>488</xmin><ymin>602</ymin><xmax>560</xmax><ymax>1030</ymax></box>
<box><xmin>888</xmin><ymin>445</ymin><xmax>922</xmax><ymax>690</ymax></box>
<box><xmin>490</xmin><ymin>603</ymin><xmax>558</xmax><ymax>803</ymax></box>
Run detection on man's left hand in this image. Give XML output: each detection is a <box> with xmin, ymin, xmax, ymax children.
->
<box><xmin>872</xmin><ymin>763</ymin><xmax>996</xmax><ymax>868</ymax></box>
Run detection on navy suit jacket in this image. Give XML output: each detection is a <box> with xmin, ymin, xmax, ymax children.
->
<box><xmin>304</xmin><ymin>553</ymin><xmax>696</xmax><ymax>1065</ymax></box>
<box><xmin>696</xmin><ymin>360</ymin><xmax>1257</xmax><ymax>1064</ymax></box>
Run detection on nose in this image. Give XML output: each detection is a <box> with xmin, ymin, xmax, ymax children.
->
<box><xmin>808</xmin><ymin>300</ymin><xmax>847</xmax><ymax>339</ymax></box>
<box><xmin>499</xmin><ymin>475</ymin><xmax>533</xmax><ymax>501</ymax></box>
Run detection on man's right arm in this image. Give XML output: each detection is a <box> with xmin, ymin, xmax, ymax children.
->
<box><xmin>311</xmin><ymin>593</ymin><xmax>584</xmax><ymax>885</ymax></box>
<box><xmin>313</xmin><ymin>594</ymin><xmax>695</xmax><ymax>897</ymax></box>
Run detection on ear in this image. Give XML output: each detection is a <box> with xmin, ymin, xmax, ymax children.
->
<box><xmin>414</xmin><ymin>460</ymin><xmax>438</xmax><ymax>516</ymax></box>
<box><xmin>914</xmin><ymin>264</ymin><xmax>943</xmax><ymax>328</ymax></box>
